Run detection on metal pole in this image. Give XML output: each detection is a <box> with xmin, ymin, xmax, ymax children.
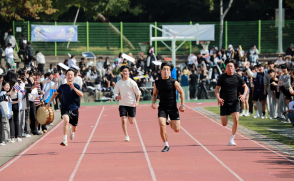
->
<box><xmin>28</xmin><ymin>21</ymin><xmax>30</xmax><ymax>41</ymax></box>
<box><xmin>120</xmin><ymin>22</ymin><xmax>123</xmax><ymax>53</ymax></box>
<box><xmin>13</xmin><ymin>21</ymin><xmax>19</xmax><ymax>52</ymax></box>
<box><xmin>55</xmin><ymin>21</ymin><xmax>57</xmax><ymax>56</ymax></box>
<box><xmin>259</xmin><ymin>20</ymin><xmax>261</xmax><ymax>53</ymax></box>
<box><xmin>172</xmin><ymin>39</ymin><xmax>176</xmax><ymax>66</ymax></box>
<box><xmin>277</xmin><ymin>0</ymin><xmax>283</xmax><ymax>53</ymax></box>
<box><xmin>67</xmin><ymin>8</ymin><xmax>80</xmax><ymax>48</ymax></box>
<box><xmin>225</xmin><ymin>21</ymin><xmax>228</xmax><ymax>49</ymax></box>
<box><xmin>155</xmin><ymin>21</ymin><xmax>157</xmax><ymax>55</ymax></box>
<box><xmin>190</xmin><ymin>21</ymin><xmax>192</xmax><ymax>54</ymax></box>
<box><xmin>87</xmin><ymin>21</ymin><xmax>89</xmax><ymax>52</ymax></box>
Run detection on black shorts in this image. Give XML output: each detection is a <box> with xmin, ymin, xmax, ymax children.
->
<box><xmin>61</xmin><ymin>109</ymin><xmax>79</xmax><ymax>126</ymax></box>
<box><xmin>119</xmin><ymin>106</ymin><xmax>136</xmax><ymax>117</ymax></box>
<box><xmin>158</xmin><ymin>108</ymin><xmax>180</xmax><ymax>120</ymax></box>
<box><xmin>220</xmin><ymin>101</ymin><xmax>240</xmax><ymax>116</ymax></box>
<box><xmin>253</xmin><ymin>91</ymin><xmax>266</xmax><ymax>101</ymax></box>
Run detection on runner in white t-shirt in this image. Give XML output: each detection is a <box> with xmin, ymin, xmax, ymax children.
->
<box><xmin>113</xmin><ymin>65</ymin><xmax>141</xmax><ymax>141</ymax></box>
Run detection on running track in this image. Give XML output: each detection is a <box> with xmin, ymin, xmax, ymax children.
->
<box><xmin>0</xmin><ymin>102</ymin><xmax>294</xmax><ymax>180</ymax></box>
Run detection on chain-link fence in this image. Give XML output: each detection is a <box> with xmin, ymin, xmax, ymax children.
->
<box><xmin>13</xmin><ymin>20</ymin><xmax>294</xmax><ymax>56</ymax></box>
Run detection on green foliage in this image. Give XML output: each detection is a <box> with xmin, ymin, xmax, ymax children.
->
<box><xmin>0</xmin><ymin>0</ymin><xmax>57</xmax><ymax>21</ymax></box>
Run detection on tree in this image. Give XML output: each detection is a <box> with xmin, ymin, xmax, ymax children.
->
<box><xmin>0</xmin><ymin>0</ymin><xmax>56</xmax><ymax>21</ymax></box>
<box><xmin>219</xmin><ymin>0</ymin><xmax>233</xmax><ymax>49</ymax></box>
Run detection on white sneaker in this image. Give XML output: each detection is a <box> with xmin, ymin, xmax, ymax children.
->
<box><xmin>7</xmin><ymin>139</ymin><xmax>15</xmax><ymax>143</ymax></box>
<box><xmin>69</xmin><ymin>126</ymin><xmax>74</xmax><ymax>140</ymax></box>
<box><xmin>269</xmin><ymin>116</ymin><xmax>273</xmax><ymax>119</ymax></box>
<box><xmin>16</xmin><ymin>138</ymin><xmax>22</xmax><ymax>142</ymax></box>
<box><xmin>281</xmin><ymin>119</ymin><xmax>290</xmax><ymax>123</ymax></box>
<box><xmin>49</xmin><ymin>123</ymin><xmax>53</xmax><ymax>126</ymax></box>
<box><xmin>240</xmin><ymin>112</ymin><xmax>244</xmax><ymax>116</ymax></box>
<box><xmin>261</xmin><ymin>115</ymin><xmax>266</xmax><ymax>119</ymax></box>
<box><xmin>0</xmin><ymin>142</ymin><xmax>5</xmax><ymax>146</ymax></box>
<box><xmin>228</xmin><ymin>140</ymin><xmax>236</xmax><ymax>146</ymax></box>
<box><xmin>125</xmin><ymin>136</ymin><xmax>130</xmax><ymax>142</ymax></box>
<box><xmin>253</xmin><ymin>115</ymin><xmax>260</xmax><ymax>118</ymax></box>
<box><xmin>245</xmin><ymin>113</ymin><xmax>250</xmax><ymax>117</ymax></box>
<box><xmin>24</xmin><ymin>134</ymin><xmax>31</xmax><ymax>138</ymax></box>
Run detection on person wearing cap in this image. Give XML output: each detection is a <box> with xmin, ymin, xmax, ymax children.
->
<box><xmin>113</xmin><ymin>65</ymin><xmax>141</xmax><ymax>142</ymax></box>
<box><xmin>263</xmin><ymin>60</ymin><xmax>276</xmax><ymax>119</ymax></box>
<box><xmin>249</xmin><ymin>45</ymin><xmax>259</xmax><ymax>66</ymax></box>
<box><xmin>278</xmin><ymin>64</ymin><xmax>291</xmax><ymax>122</ymax></box>
<box><xmin>68</xmin><ymin>55</ymin><xmax>76</xmax><ymax>68</ymax></box>
<box><xmin>246</xmin><ymin>62</ymin><xmax>267</xmax><ymax>119</ymax></box>
<box><xmin>226</xmin><ymin>44</ymin><xmax>235</xmax><ymax>59</ymax></box>
<box><xmin>276</xmin><ymin>55</ymin><xmax>285</xmax><ymax>65</ymax></box>
<box><xmin>285</xmin><ymin>44</ymin><xmax>294</xmax><ymax>57</ymax></box>
<box><xmin>18</xmin><ymin>34</ymin><xmax>27</xmax><ymax>62</ymax></box>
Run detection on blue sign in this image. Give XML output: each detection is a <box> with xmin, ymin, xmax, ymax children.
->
<box><xmin>31</xmin><ymin>25</ymin><xmax>78</xmax><ymax>42</ymax></box>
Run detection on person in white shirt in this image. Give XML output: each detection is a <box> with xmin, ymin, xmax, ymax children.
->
<box><xmin>68</xmin><ymin>55</ymin><xmax>76</xmax><ymax>68</ymax></box>
<box><xmin>96</xmin><ymin>56</ymin><xmax>105</xmax><ymax>77</ymax></box>
<box><xmin>249</xmin><ymin>45</ymin><xmax>259</xmax><ymax>66</ymax></box>
<box><xmin>86</xmin><ymin>58</ymin><xmax>95</xmax><ymax>68</ymax></box>
<box><xmin>187</xmin><ymin>53</ymin><xmax>197</xmax><ymax>68</ymax></box>
<box><xmin>113</xmin><ymin>65</ymin><xmax>141</xmax><ymax>142</ymax></box>
<box><xmin>4</xmin><ymin>43</ymin><xmax>14</xmax><ymax>70</ymax></box>
<box><xmin>276</xmin><ymin>55</ymin><xmax>285</xmax><ymax>65</ymax></box>
<box><xmin>35</xmin><ymin>51</ymin><xmax>46</xmax><ymax>74</ymax></box>
<box><xmin>73</xmin><ymin>69</ymin><xmax>83</xmax><ymax>89</ymax></box>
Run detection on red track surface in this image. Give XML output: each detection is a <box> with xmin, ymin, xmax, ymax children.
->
<box><xmin>1</xmin><ymin>102</ymin><xmax>294</xmax><ymax>181</ymax></box>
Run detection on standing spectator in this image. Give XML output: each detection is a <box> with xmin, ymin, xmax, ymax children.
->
<box><xmin>25</xmin><ymin>41</ymin><xmax>34</xmax><ymax>68</ymax></box>
<box><xmin>0</xmin><ymin>44</ymin><xmax>3</xmax><ymax>65</ymax></box>
<box><xmin>249</xmin><ymin>45</ymin><xmax>259</xmax><ymax>66</ymax></box>
<box><xmin>278</xmin><ymin>65</ymin><xmax>291</xmax><ymax>121</ymax></box>
<box><xmin>96</xmin><ymin>57</ymin><xmax>105</xmax><ymax>77</ymax></box>
<box><xmin>137</xmin><ymin>52</ymin><xmax>145</xmax><ymax>71</ymax></box>
<box><xmin>4</xmin><ymin>43</ymin><xmax>14</xmax><ymax>71</ymax></box>
<box><xmin>226</xmin><ymin>44</ymin><xmax>235</xmax><ymax>59</ymax></box>
<box><xmin>3</xmin><ymin>27</ymin><xmax>12</xmax><ymax>43</ymax></box>
<box><xmin>181</xmin><ymin>70</ymin><xmax>189</xmax><ymax>100</ymax></box>
<box><xmin>18</xmin><ymin>34</ymin><xmax>27</xmax><ymax>62</ymax></box>
<box><xmin>68</xmin><ymin>55</ymin><xmax>76</xmax><ymax>68</ymax></box>
<box><xmin>35</xmin><ymin>51</ymin><xmax>45</xmax><ymax>74</ymax></box>
<box><xmin>276</xmin><ymin>55</ymin><xmax>285</xmax><ymax>65</ymax></box>
<box><xmin>285</xmin><ymin>44</ymin><xmax>294</xmax><ymax>57</ymax></box>
<box><xmin>188</xmin><ymin>53</ymin><xmax>197</xmax><ymax>69</ymax></box>
<box><xmin>198</xmin><ymin>69</ymin><xmax>209</xmax><ymax>99</ymax></box>
<box><xmin>189</xmin><ymin>70</ymin><xmax>198</xmax><ymax>100</ymax></box>
<box><xmin>103</xmin><ymin>57</ymin><xmax>111</xmax><ymax>70</ymax></box>
<box><xmin>117</xmin><ymin>53</ymin><xmax>123</xmax><ymax>64</ymax></box>
<box><xmin>5</xmin><ymin>32</ymin><xmax>16</xmax><ymax>49</ymax></box>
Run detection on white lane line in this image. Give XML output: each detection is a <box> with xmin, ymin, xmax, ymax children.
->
<box><xmin>185</xmin><ymin>104</ymin><xmax>294</xmax><ymax>164</ymax></box>
<box><xmin>0</xmin><ymin>119</ymin><xmax>64</xmax><ymax>172</ymax></box>
<box><xmin>134</xmin><ymin>120</ymin><xmax>157</xmax><ymax>181</ymax></box>
<box><xmin>69</xmin><ymin>106</ymin><xmax>105</xmax><ymax>181</ymax></box>
<box><xmin>181</xmin><ymin>126</ymin><xmax>244</xmax><ymax>181</ymax></box>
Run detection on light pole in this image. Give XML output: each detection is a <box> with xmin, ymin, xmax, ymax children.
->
<box><xmin>277</xmin><ymin>0</ymin><xmax>283</xmax><ymax>53</ymax></box>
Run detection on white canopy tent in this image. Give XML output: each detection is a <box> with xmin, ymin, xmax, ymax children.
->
<box><xmin>150</xmin><ymin>24</ymin><xmax>215</xmax><ymax>66</ymax></box>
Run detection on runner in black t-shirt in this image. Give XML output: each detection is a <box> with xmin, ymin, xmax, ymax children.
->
<box><xmin>46</xmin><ymin>68</ymin><xmax>83</xmax><ymax>146</ymax></box>
<box><xmin>151</xmin><ymin>62</ymin><xmax>185</xmax><ymax>152</ymax></box>
<box><xmin>215</xmin><ymin>59</ymin><xmax>248</xmax><ymax>146</ymax></box>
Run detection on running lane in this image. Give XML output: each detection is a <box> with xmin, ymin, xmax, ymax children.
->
<box><xmin>0</xmin><ymin>106</ymin><xmax>103</xmax><ymax>181</ymax></box>
<box><xmin>182</xmin><ymin>103</ymin><xmax>294</xmax><ymax>180</ymax></box>
<box><xmin>134</xmin><ymin>105</ymin><xmax>241</xmax><ymax>181</ymax></box>
<box><xmin>72</xmin><ymin>105</ymin><xmax>155</xmax><ymax>181</ymax></box>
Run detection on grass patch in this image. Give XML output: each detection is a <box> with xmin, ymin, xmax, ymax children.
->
<box><xmin>205</xmin><ymin>107</ymin><xmax>294</xmax><ymax>149</ymax></box>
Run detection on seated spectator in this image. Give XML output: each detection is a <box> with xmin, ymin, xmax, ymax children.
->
<box><xmin>103</xmin><ymin>57</ymin><xmax>111</xmax><ymax>70</ymax></box>
<box><xmin>86</xmin><ymin>58</ymin><xmax>95</xmax><ymax>68</ymax></box>
<box><xmin>79</xmin><ymin>58</ymin><xmax>86</xmax><ymax>69</ymax></box>
<box><xmin>105</xmin><ymin>69</ymin><xmax>115</xmax><ymax>88</ymax></box>
<box><xmin>96</xmin><ymin>56</ymin><xmax>105</xmax><ymax>77</ymax></box>
<box><xmin>285</xmin><ymin>44</ymin><xmax>294</xmax><ymax>57</ymax></box>
<box><xmin>276</xmin><ymin>55</ymin><xmax>284</xmax><ymax>65</ymax></box>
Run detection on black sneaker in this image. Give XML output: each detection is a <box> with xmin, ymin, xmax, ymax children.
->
<box><xmin>162</xmin><ymin>146</ymin><xmax>169</xmax><ymax>152</ymax></box>
<box><xmin>166</xmin><ymin>121</ymin><xmax>170</xmax><ymax>125</ymax></box>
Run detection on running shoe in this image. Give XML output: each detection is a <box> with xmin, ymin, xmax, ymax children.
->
<box><xmin>69</xmin><ymin>126</ymin><xmax>74</xmax><ymax>140</ymax></box>
<box><xmin>24</xmin><ymin>134</ymin><xmax>31</xmax><ymax>138</ymax></box>
<box><xmin>0</xmin><ymin>142</ymin><xmax>6</xmax><ymax>146</ymax></box>
<box><xmin>228</xmin><ymin>140</ymin><xmax>236</xmax><ymax>146</ymax></box>
<box><xmin>60</xmin><ymin>140</ymin><xmax>68</xmax><ymax>146</ymax></box>
<box><xmin>125</xmin><ymin>136</ymin><xmax>130</xmax><ymax>142</ymax></box>
<box><xmin>162</xmin><ymin>146</ymin><xmax>170</xmax><ymax>152</ymax></box>
<box><xmin>261</xmin><ymin>115</ymin><xmax>267</xmax><ymax>119</ymax></box>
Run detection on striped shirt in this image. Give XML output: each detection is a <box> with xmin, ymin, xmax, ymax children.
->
<box><xmin>34</xmin><ymin>83</ymin><xmax>42</xmax><ymax>105</ymax></box>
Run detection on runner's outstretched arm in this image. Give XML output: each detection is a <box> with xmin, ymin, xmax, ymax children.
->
<box><xmin>174</xmin><ymin>81</ymin><xmax>184</xmax><ymax>105</ymax></box>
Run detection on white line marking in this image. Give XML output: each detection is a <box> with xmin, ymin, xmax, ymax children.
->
<box><xmin>0</xmin><ymin>119</ymin><xmax>64</xmax><ymax>172</ymax></box>
<box><xmin>181</xmin><ymin>126</ymin><xmax>244</xmax><ymax>181</ymax></box>
<box><xmin>69</xmin><ymin>106</ymin><xmax>105</xmax><ymax>181</ymax></box>
<box><xmin>185</xmin><ymin>105</ymin><xmax>294</xmax><ymax>164</ymax></box>
<box><xmin>134</xmin><ymin>120</ymin><xmax>157</xmax><ymax>181</ymax></box>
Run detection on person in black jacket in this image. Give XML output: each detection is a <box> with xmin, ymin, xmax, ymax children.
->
<box><xmin>18</xmin><ymin>34</ymin><xmax>27</xmax><ymax>62</ymax></box>
<box><xmin>285</xmin><ymin>44</ymin><xmax>294</xmax><ymax>57</ymax></box>
<box><xmin>189</xmin><ymin>70</ymin><xmax>198</xmax><ymax>100</ymax></box>
<box><xmin>25</xmin><ymin>41</ymin><xmax>34</xmax><ymax>68</ymax></box>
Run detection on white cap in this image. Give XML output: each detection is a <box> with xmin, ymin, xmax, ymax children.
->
<box><xmin>228</xmin><ymin>44</ymin><xmax>233</xmax><ymax>48</ymax></box>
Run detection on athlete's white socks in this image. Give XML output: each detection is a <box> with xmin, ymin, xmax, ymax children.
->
<box><xmin>230</xmin><ymin>134</ymin><xmax>235</xmax><ymax>141</ymax></box>
<box><xmin>242</xmin><ymin>110</ymin><xmax>245</xmax><ymax>114</ymax></box>
<box><xmin>63</xmin><ymin>135</ymin><xmax>67</xmax><ymax>141</ymax></box>
<box><xmin>246</xmin><ymin>110</ymin><xmax>249</xmax><ymax>114</ymax></box>
<box><xmin>164</xmin><ymin>142</ymin><xmax>169</xmax><ymax>147</ymax></box>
